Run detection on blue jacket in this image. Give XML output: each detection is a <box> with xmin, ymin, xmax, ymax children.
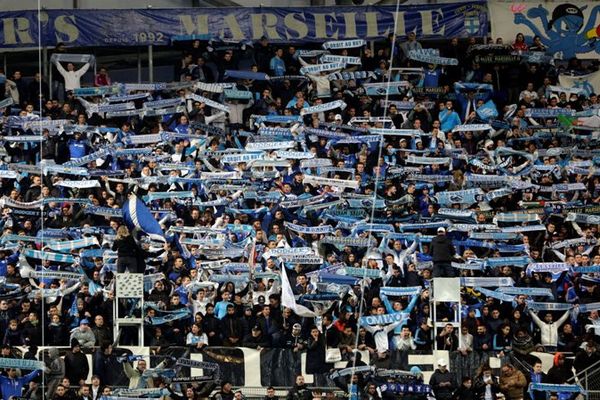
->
<box><xmin>68</xmin><ymin>138</ymin><xmax>87</xmax><ymax>159</ymax></box>
<box><xmin>0</xmin><ymin>370</ymin><xmax>41</xmax><ymax>400</ymax></box>
<box><xmin>0</xmin><ymin>252</ymin><xmax>19</xmax><ymax>277</ymax></box>
<box><xmin>439</xmin><ymin>109</ymin><xmax>461</xmax><ymax>132</ymax></box>
<box><xmin>269</xmin><ymin>56</ymin><xmax>286</xmax><ymax>77</ymax></box>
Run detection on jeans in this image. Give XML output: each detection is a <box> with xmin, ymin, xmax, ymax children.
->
<box><xmin>433</xmin><ymin>262</ymin><xmax>456</xmax><ymax>278</ymax></box>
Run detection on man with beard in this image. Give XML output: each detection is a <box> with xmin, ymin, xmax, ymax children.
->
<box><xmin>286</xmin><ymin>375</ymin><xmax>311</xmax><ymax>400</ymax></box>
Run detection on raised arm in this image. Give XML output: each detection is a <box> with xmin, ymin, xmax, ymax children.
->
<box><xmin>76</xmin><ymin>63</ymin><xmax>91</xmax><ymax>77</ymax></box>
<box><xmin>54</xmin><ymin>60</ymin><xmax>68</xmax><ymax>76</ymax></box>
<box><xmin>528</xmin><ymin>308</ymin><xmax>543</xmax><ymax>328</ymax></box>
<box><xmin>556</xmin><ymin>309</ymin><xmax>571</xmax><ymax>326</ymax></box>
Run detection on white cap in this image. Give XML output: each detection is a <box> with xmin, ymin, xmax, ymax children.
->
<box><xmin>437</xmin><ymin>358</ymin><xmax>447</xmax><ymax>367</ymax></box>
<box><xmin>334</xmin><ymin>114</ymin><xmax>342</xmax><ymax>120</ymax></box>
<box><xmin>437</xmin><ymin>227</ymin><xmax>446</xmax><ymax>234</ymax></box>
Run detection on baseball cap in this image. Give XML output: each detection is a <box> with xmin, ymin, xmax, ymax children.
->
<box><xmin>437</xmin><ymin>227</ymin><xmax>446</xmax><ymax>234</ymax></box>
<box><xmin>80</xmin><ymin>319</ymin><xmax>90</xmax><ymax>325</ymax></box>
<box><xmin>334</xmin><ymin>114</ymin><xmax>342</xmax><ymax>121</ymax></box>
<box><xmin>293</xmin><ymin>323</ymin><xmax>302</xmax><ymax>329</ymax></box>
<box><xmin>437</xmin><ymin>358</ymin><xmax>447</xmax><ymax>367</ymax></box>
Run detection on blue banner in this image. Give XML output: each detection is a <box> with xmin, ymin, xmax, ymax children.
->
<box><xmin>0</xmin><ymin>3</ymin><xmax>488</xmax><ymax>48</ymax></box>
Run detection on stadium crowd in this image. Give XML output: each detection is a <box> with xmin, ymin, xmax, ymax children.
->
<box><xmin>0</xmin><ymin>28</ymin><xmax>598</xmax><ymax>400</ymax></box>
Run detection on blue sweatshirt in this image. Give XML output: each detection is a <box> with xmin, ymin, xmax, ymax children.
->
<box><xmin>0</xmin><ymin>369</ymin><xmax>41</xmax><ymax>399</ymax></box>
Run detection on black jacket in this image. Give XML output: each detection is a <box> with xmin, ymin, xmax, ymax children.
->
<box><xmin>112</xmin><ymin>236</ymin><xmax>138</xmax><ymax>257</ymax></box>
<box><xmin>64</xmin><ymin>351</ymin><xmax>90</xmax><ymax>385</ymax></box>
<box><xmin>429</xmin><ymin>234</ymin><xmax>455</xmax><ymax>263</ymax></box>
<box><xmin>429</xmin><ymin>369</ymin><xmax>456</xmax><ymax>400</ymax></box>
<box><xmin>221</xmin><ymin>314</ymin><xmax>244</xmax><ymax>340</ymax></box>
<box><xmin>473</xmin><ymin>375</ymin><xmax>500</xmax><ymax>400</ymax></box>
<box><xmin>286</xmin><ymin>384</ymin><xmax>311</xmax><ymax>400</ymax></box>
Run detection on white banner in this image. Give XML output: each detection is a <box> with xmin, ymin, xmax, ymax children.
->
<box><xmin>559</xmin><ymin>70</ymin><xmax>600</xmax><ymax>97</ymax></box>
<box><xmin>321</xmin><ymin>55</ymin><xmax>362</xmax><ymax>65</ymax></box>
<box><xmin>245</xmin><ymin>141</ymin><xmax>296</xmax><ymax>151</ymax></box>
<box><xmin>303</xmin><ymin>175</ymin><xmax>359</xmax><ymax>189</ymax></box>
<box><xmin>489</xmin><ymin>0</ymin><xmax>600</xmax><ymax>60</ymax></box>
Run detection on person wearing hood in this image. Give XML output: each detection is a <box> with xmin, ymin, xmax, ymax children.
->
<box><xmin>429</xmin><ymin>359</ymin><xmax>456</xmax><ymax>400</ymax></box>
<box><xmin>64</xmin><ymin>339</ymin><xmax>89</xmax><ymax>387</ymax></box>
<box><xmin>403</xmin><ymin>367</ymin><xmax>427</xmax><ymax>400</ymax></box>
<box><xmin>512</xmin><ymin>328</ymin><xmax>535</xmax><ymax>356</ymax></box>
<box><xmin>45</xmin><ymin>347</ymin><xmax>66</xmax><ymax>399</ymax></box>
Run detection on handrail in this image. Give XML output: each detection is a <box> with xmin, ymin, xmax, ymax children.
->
<box><xmin>512</xmin><ymin>354</ymin><xmax>534</xmax><ymax>374</ymax></box>
<box><xmin>568</xmin><ymin>358</ymin><xmax>600</xmax><ymax>385</ymax></box>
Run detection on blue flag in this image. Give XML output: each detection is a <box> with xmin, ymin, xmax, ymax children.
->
<box><xmin>476</xmin><ymin>100</ymin><xmax>498</xmax><ymax>120</ymax></box>
<box><xmin>122</xmin><ymin>195</ymin><xmax>166</xmax><ymax>243</ymax></box>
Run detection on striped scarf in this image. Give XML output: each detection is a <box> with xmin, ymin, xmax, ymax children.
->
<box><xmin>46</xmin><ymin>237</ymin><xmax>99</xmax><ymax>252</ymax></box>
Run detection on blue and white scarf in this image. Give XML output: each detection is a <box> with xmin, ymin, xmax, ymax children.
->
<box><xmin>527</xmin><ymin>302</ymin><xmax>573</xmax><ymax>311</ymax></box>
<box><xmin>187</xmin><ymin>94</ymin><xmax>230</xmax><ymax>113</ymax></box>
<box><xmin>23</xmin><ymin>249</ymin><xmax>76</xmax><ymax>264</ymax></box>
<box><xmin>461</xmin><ymin>277</ymin><xmax>514</xmax><ymax>287</ymax></box>
<box><xmin>360</xmin><ymin>312</ymin><xmax>409</xmax><ymax>326</ymax></box>
<box><xmin>322</xmin><ymin>39</ymin><xmax>365</xmax><ymax>50</ymax></box>
<box><xmin>300</xmin><ymin>62</ymin><xmax>346</xmax><ymax>75</ymax></box>
<box><xmin>435</xmin><ymin>188</ymin><xmax>483</xmax><ymax>206</ymax></box>
<box><xmin>409</xmin><ymin>49</ymin><xmax>458</xmax><ymax>65</ymax></box>
<box><xmin>284</xmin><ymin>221</ymin><xmax>333</xmax><ymax>234</ymax></box>
<box><xmin>0</xmin><ymin>357</ymin><xmax>45</xmax><ymax>370</ymax></box>
<box><xmin>329</xmin><ymin>71</ymin><xmax>376</xmax><ymax>81</ymax></box>
<box><xmin>321</xmin><ymin>55</ymin><xmax>361</xmax><ymax>65</ymax></box>
<box><xmin>301</xmin><ymin>100</ymin><xmax>347</xmax><ymax>116</ymax></box>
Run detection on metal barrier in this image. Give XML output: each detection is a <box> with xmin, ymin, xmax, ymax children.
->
<box><xmin>569</xmin><ymin>359</ymin><xmax>600</xmax><ymax>392</ymax></box>
<box><xmin>587</xmin><ymin>391</ymin><xmax>600</xmax><ymax>400</ymax></box>
<box><xmin>232</xmin><ymin>387</ymin><xmax>344</xmax><ymax>399</ymax></box>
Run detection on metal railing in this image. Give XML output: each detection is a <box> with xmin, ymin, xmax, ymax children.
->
<box><xmin>232</xmin><ymin>387</ymin><xmax>344</xmax><ymax>399</ymax></box>
<box><xmin>511</xmin><ymin>354</ymin><xmax>534</xmax><ymax>375</ymax></box>
<box><xmin>569</xmin><ymin>359</ymin><xmax>600</xmax><ymax>392</ymax></box>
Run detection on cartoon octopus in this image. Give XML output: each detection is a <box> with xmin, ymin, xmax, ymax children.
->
<box><xmin>513</xmin><ymin>3</ymin><xmax>600</xmax><ymax>59</ymax></box>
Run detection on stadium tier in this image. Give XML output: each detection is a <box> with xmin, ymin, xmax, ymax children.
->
<box><xmin>0</xmin><ymin>2</ymin><xmax>598</xmax><ymax>400</ymax></box>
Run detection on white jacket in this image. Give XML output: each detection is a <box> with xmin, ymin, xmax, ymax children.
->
<box><xmin>529</xmin><ymin>309</ymin><xmax>570</xmax><ymax>346</ymax></box>
<box><xmin>55</xmin><ymin>61</ymin><xmax>90</xmax><ymax>91</ymax></box>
